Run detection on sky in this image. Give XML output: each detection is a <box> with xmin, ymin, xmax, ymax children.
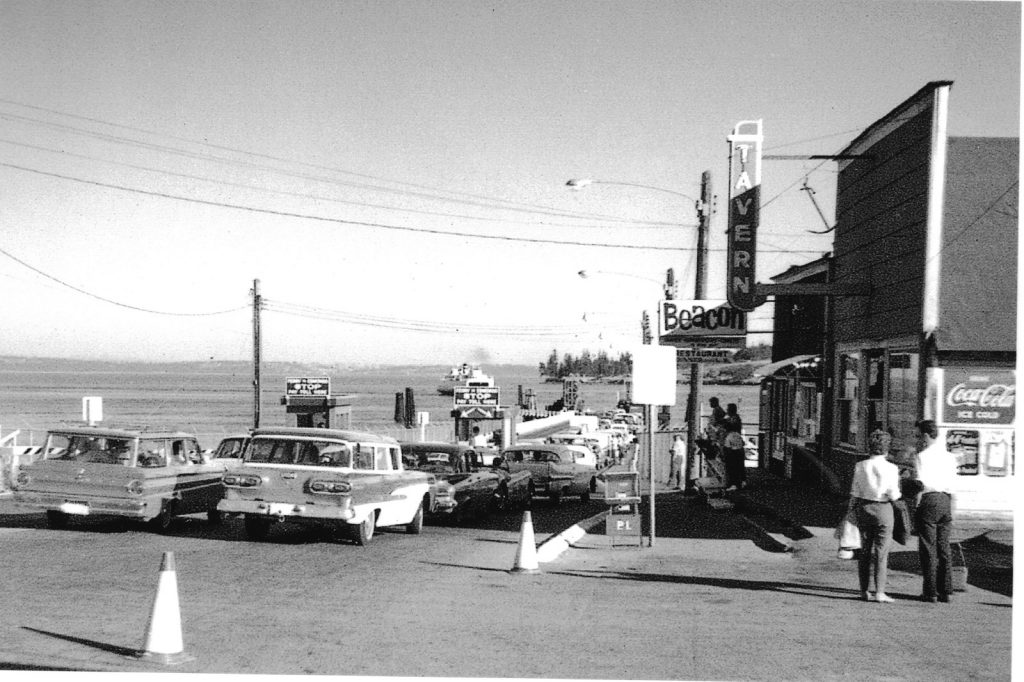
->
<box><xmin>0</xmin><ymin>0</ymin><xmax>1019</xmax><ymax>366</ymax></box>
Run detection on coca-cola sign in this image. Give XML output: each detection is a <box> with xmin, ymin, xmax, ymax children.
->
<box><xmin>941</xmin><ymin>368</ymin><xmax>1015</xmax><ymax>425</ymax></box>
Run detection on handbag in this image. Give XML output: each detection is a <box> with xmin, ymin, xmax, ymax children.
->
<box><xmin>834</xmin><ymin>505</ymin><xmax>861</xmax><ymax>550</ymax></box>
<box><xmin>891</xmin><ymin>499</ymin><xmax>911</xmax><ymax>545</ymax></box>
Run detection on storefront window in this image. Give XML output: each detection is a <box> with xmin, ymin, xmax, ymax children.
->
<box><xmin>838</xmin><ymin>353</ymin><xmax>860</xmax><ymax>446</ymax></box>
<box><xmin>886</xmin><ymin>352</ymin><xmax>919</xmax><ymax>463</ymax></box>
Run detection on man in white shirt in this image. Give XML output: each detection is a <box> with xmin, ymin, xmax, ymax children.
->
<box><xmin>913</xmin><ymin>419</ymin><xmax>957</xmax><ymax>603</ymax></box>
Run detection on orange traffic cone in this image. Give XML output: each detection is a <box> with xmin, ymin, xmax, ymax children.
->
<box><xmin>134</xmin><ymin>551</ymin><xmax>194</xmax><ymax>665</ymax></box>
<box><xmin>510</xmin><ymin>510</ymin><xmax>540</xmax><ymax>574</ymax></box>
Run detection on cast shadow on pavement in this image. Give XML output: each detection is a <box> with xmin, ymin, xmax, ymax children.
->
<box><xmin>21</xmin><ymin>626</ymin><xmax>138</xmax><ymax>658</ymax></box>
<box><xmin>548</xmin><ymin>570</ymin><xmax>869</xmax><ymax>602</ymax></box>
<box><xmin>888</xmin><ymin>543</ymin><xmax>1013</xmax><ymax>598</ymax></box>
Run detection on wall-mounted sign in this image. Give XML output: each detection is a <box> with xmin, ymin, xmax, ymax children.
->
<box><xmin>675</xmin><ymin>348</ymin><xmax>738</xmax><ymax>363</ymax></box>
<box><xmin>939</xmin><ymin>368</ymin><xmax>1015</xmax><ymax>425</ymax></box>
<box><xmin>454</xmin><ymin>386</ymin><xmax>500</xmax><ymax>407</ymax></box>
<box><xmin>286</xmin><ymin>377</ymin><xmax>331</xmax><ymax>397</ymax></box>
<box><xmin>659</xmin><ymin>299</ymin><xmax>747</xmax><ymax>339</ymax></box>
<box><xmin>726</xmin><ymin>120</ymin><xmax>767</xmax><ymax>312</ymax></box>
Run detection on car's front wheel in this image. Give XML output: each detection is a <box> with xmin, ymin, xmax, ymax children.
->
<box><xmin>351</xmin><ymin>512</ymin><xmax>376</xmax><ymax>545</ymax></box>
<box><xmin>149</xmin><ymin>500</ymin><xmax>175</xmax><ymax>534</ymax></box>
<box><xmin>406</xmin><ymin>501</ymin><xmax>424</xmax><ymax>534</ymax></box>
<box><xmin>491</xmin><ymin>485</ymin><xmax>509</xmax><ymax>513</ymax></box>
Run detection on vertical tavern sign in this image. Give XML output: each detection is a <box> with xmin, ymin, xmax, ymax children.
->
<box><xmin>726</xmin><ymin>120</ymin><xmax>767</xmax><ymax>312</ymax></box>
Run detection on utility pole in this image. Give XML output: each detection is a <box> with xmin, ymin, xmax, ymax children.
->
<box><xmin>686</xmin><ymin>171</ymin><xmax>712</xmax><ymax>489</ymax></box>
<box><xmin>252</xmin><ymin>278</ymin><xmax>262</xmax><ymax>429</ymax></box>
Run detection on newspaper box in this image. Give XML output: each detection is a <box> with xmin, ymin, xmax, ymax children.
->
<box><xmin>603</xmin><ymin>470</ymin><xmax>640</xmax><ymax>507</ymax></box>
<box><xmin>603</xmin><ymin>470</ymin><xmax>641</xmax><ymax>547</ymax></box>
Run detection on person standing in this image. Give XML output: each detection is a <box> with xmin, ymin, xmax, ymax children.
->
<box><xmin>849</xmin><ymin>431</ymin><xmax>902</xmax><ymax>603</ymax></box>
<box><xmin>722</xmin><ymin>403</ymin><xmax>746</xmax><ymax>490</ymax></box>
<box><xmin>667</xmin><ymin>434</ymin><xmax>687</xmax><ymax>488</ymax></box>
<box><xmin>471</xmin><ymin>426</ymin><xmax>488</xmax><ymax>448</ymax></box>
<box><xmin>913</xmin><ymin>419</ymin><xmax>957</xmax><ymax>603</ymax></box>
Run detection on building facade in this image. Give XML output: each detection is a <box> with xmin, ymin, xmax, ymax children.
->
<box><xmin>809</xmin><ymin>81</ymin><xmax>1016</xmax><ymax>526</ymax></box>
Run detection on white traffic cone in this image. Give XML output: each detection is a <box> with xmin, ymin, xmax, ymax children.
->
<box><xmin>134</xmin><ymin>551</ymin><xmax>194</xmax><ymax>664</ymax></box>
<box><xmin>511</xmin><ymin>511</ymin><xmax>540</xmax><ymax>574</ymax></box>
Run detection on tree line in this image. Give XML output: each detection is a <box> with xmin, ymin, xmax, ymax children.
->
<box><xmin>538</xmin><ymin>349</ymin><xmax>632</xmax><ymax>379</ymax></box>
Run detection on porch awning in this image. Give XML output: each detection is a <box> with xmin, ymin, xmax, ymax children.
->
<box><xmin>753</xmin><ymin>354</ymin><xmax>821</xmax><ymax>378</ymax></box>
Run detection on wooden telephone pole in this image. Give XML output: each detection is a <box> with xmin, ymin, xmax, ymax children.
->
<box><xmin>686</xmin><ymin>171</ymin><xmax>712</xmax><ymax>489</ymax></box>
<box><xmin>252</xmin><ymin>279</ymin><xmax>262</xmax><ymax>429</ymax></box>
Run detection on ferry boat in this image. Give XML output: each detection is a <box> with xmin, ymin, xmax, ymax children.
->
<box><xmin>437</xmin><ymin>363</ymin><xmax>494</xmax><ymax>395</ymax></box>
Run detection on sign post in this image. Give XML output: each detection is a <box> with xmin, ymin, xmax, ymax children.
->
<box><xmin>631</xmin><ymin>345</ymin><xmax>677</xmax><ymax>548</ymax></box>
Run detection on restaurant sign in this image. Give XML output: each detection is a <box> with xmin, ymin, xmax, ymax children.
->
<box><xmin>939</xmin><ymin>368</ymin><xmax>1015</xmax><ymax>425</ymax></box>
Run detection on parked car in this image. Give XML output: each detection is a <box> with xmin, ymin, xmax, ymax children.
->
<box><xmin>400</xmin><ymin>442</ymin><xmax>531</xmax><ymax>522</ymax></box>
<box><xmin>501</xmin><ymin>443</ymin><xmax>597</xmax><ymax>505</ymax></box>
<box><xmin>218</xmin><ymin>427</ymin><xmax>430</xmax><ymax>545</ymax></box>
<box><xmin>13</xmin><ymin>426</ymin><xmax>229</xmax><ymax>531</ymax></box>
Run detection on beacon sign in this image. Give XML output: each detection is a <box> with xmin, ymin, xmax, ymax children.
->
<box><xmin>726</xmin><ymin>120</ymin><xmax>767</xmax><ymax>312</ymax></box>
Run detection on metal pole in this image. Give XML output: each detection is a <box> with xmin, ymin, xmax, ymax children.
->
<box><xmin>648</xmin><ymin>401</ymin><xmax>655</xmax><ymax>547</ymax></box>
<box><xmin>252</xmin><ymin>279</ymin><xmax>262</xmax><ymax>429</ymax></box>
<box><xmin>686</xmin><ymin>171</ymin><xmax>711</xmax><ymax>489</ymax></box>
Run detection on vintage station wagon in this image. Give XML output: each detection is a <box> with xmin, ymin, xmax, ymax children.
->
<box><xmin>13</xmin><ymin>426</ymin><xmax>230</xmax><ymax>531</ymax></box>
<box><xmin>217</xmin><ymin>427</ymin><xmax>432</xmax><ymax>545</ymax></box>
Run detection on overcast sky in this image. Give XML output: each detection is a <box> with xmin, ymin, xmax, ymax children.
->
<box><xmin>0</xmin><ymin>1</ymin><xmax>1019</xmax><ymax>365</ymax></box>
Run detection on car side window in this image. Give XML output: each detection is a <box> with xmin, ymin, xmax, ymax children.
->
<box><xmin>374</xmin><ymin>446</ymin><xmax>390</xmax><ymax>471</ymax></box>
<box><xmin>389</xmin><ymin>447</ymin><xmax>401</xmax><ymax>470</ymax></box>
<box><xmin>354</xmin><ymin>445</ymin><xmax>374</xmax><ymax>470</ymax></box>
<box><xmin>139</xmin><ymin>439</ymin><xmax>168</xmax><ymax>467</ymax></box>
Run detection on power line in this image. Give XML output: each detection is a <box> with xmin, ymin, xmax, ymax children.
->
<box><xmin>0</xmin><ymin>103</ymin><xmax>676</xmax><ymax>227</ymax></box>
<box><xmin>0</xmin><ymin>245</ymin><xmax>247</xmax><ymax>316</ymax></box>
<box><xmin>0</xmin><ymin>137</ymin><xmax>690</xmax><ymax>231</ymax></box>
<box><xmin>0</xmin><ymin>161</ymin><xmax>825</xmax><ymax>254</ymax></box>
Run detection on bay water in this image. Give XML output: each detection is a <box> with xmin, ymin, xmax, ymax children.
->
<box><xmin>0</xmin><ymin>358</ymin><xmax>759</xmax><ymax>448</ymax></box>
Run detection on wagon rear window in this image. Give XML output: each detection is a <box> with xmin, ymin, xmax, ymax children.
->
<box><xmin>246</xmin><ymin>439</ymin><xmax>356</xmax><ymax>468</ymax></box>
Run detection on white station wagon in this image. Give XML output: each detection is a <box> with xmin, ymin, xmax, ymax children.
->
<box><xmin>217</xmin><ymin>427</ymin><xmax>431</xmax><ymax>545</ymax></box>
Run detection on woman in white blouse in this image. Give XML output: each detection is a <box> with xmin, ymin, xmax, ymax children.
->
<box><xmin>848</xmin><ymin>431</ymin><xmax>902</xmax><ymax>603</ymax></box>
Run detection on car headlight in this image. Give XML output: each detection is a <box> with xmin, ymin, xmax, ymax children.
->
<box><xmin>309</xmin><ymin>480</ymin><xmax>351</xmax><ymax>494</ymax></box>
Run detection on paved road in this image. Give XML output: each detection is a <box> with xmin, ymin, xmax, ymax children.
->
<box><xmin>0</xmin><ymin>497</ymin><xmax>618</xmax><ymax>675</ymax></box>
<box><xmin>0</xmin><ymin>490</ymin><xmax>1012</xmax><ymax>680</ymax></box>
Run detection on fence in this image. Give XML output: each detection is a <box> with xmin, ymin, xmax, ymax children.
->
<box><xmin>0</xmin><ymin>427</ymin><xmax>47</xmax><ymax>494</ymax></box>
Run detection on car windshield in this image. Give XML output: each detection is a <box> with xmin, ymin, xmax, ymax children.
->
<box><xmin>409</xmin><ymin>452</ymin><xmax>464</xmax><ymax>473</ymax></box>
<box><xmin>246</xmin><ymin>438</ymin><xmax>357</xmax><ymax>468</ymax></box>
<box><xmin>48</xmin><ymin>434</ymin><xmax>135</xmax><ymax>465</ymax></box>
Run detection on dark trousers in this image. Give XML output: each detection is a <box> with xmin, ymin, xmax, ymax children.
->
<box><xmin>724</xmin><ymin>448</ymin><xmax>746</xmax><ymax>487</ymax></box>
<box><xmin>916</xmin><ymin>492</ymin><xmax>953</xmax><ymax>598</ymax></box>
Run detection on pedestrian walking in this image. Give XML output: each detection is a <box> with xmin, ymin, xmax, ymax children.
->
<box><xmin>913</xmin><ymin>419</ymin><xmax>957</xmax><ymax>603</ymax></box>
<box><xmin>849</xmin><ymin>431</ymin><xmax>902</xmax><ymax>603</ymax></box>
<box><xmin>722</xmin><ymin>403</ymin><xmax>746</xmax><ymax>490</ymax></box>
<box><xmin>667</xmin><ymin>434</ymin><xmax>686</xmax><ymax>488</ymax></box>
